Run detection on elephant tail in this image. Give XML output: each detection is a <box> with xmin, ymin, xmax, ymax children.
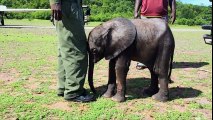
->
<box><xmin>87</xmin><ymin>42</ymin><xmax>97</xmax><ymax>94</ymax></box>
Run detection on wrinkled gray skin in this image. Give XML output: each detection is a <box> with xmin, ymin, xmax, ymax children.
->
<box><xmin>88</xmin><ymin>18</ymin><xmax>175</xmax><ymax>102</ymax></box>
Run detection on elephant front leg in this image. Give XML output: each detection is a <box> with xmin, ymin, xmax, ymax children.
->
<box><xmin>152</xmin><ymin>75</ymin><xmax>169</xmax><ymax>102</ymax></box>
<box><xmin>143</xmin><ymin>70</ymin><xmax>159</xmax><ymax>96</ymax></box>
<box><xmin>103</xmin><ymin>59</ymin><xmax>116</xmax><ymax>98</ymax></box>
<box><xmin>111</xmin><ymin>57</ymin><xmax>131</xmax><ymax>102</ymax></box>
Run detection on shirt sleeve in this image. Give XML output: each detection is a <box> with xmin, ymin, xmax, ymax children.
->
<box><xmin>49</xmin><ymin>0</ymin><xmax>60</xmax><ymax>4</ymax></box>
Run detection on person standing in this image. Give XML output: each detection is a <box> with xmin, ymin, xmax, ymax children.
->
<box><xmin>50</xmin><ymin>0</ymin><xmax>94</xmax><ymax>102</ymax></box>
<box><xmin>134</xmin><ymin>0</ymin><xmax>176</xmax><ymax>70</ymax></box>
<box><xmin>85</xmin><ymin>7</ymin><xmax>91</xmax><ymax>25</ymax></box>
<box><xmin>0</xmin><ymin>11</ymin><xmax>4</xmax><ymax>26</ymax></box>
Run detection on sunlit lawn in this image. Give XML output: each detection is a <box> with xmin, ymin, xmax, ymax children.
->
<box><xmin>0</xmin><ymin>19</ymin><xmax>212</xmax><ymax>120</ymax></box>
<box><xmin>3</xmin><ymin>19</ymin><xmax>102</xmax><ymax>27</ymax></box>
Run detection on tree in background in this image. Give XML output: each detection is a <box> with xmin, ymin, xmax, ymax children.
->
<box><xmin>0</xmin><ymin>0</ymin><xmax>51</xmax><ymax>20</ymax></box>
<box><xmin>175</xmin><ymin>2</ymin><xmax>212</xmax><ymax>25</ymax></box>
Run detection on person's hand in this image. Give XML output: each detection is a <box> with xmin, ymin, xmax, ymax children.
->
<box><xmin>51</xmin><ymin>3</ymin><xmax>62</xmax><ymax>21</ymax></box>
<box><xmin>170</xmin><ymin>12</ymin><xmax>176</xmax><ymax>24</ymax></box>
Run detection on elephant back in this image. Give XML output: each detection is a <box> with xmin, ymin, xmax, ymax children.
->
<box><xmin>104</xmin><ymin>18</ymin><xmax>137</xmax><ymax>60</ymax></box>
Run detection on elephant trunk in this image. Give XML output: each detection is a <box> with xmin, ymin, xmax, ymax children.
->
<box><xmin>88</xmin><ymin>52</ymin><xmax>96</xmax><ymax>94</ymax></box>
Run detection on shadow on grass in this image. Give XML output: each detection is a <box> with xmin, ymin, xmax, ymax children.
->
<box><xmin>173</xmin><ymin>62</ymin><xmax>209</xmax><ymax>69</ymax></box>
<box><xmin>169</xmin><ymin>87</ymin><xmax>202</xmax><ymax>101</ymax></box>
<box><xmin>94</xmin><ymin>77</ymin><xmax>151</xmax><ymax>100</ymax></box>
<box><xmin>94</xmin><ymin>77</ymin><xmax>202</xmax><ymax>101</ymax></box>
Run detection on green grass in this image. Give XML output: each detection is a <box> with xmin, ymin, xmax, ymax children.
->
<box><xmin>85</xmin><ymin>22</ymin><xmax>103</xmax><ymax>27</ymax></box>
<box><xmin>170</xmin><ymin>24</ymin><xmax>202</xmax><ymax>29</ymax></box>
<box><xmin>3</xmin><ymin>19</ymin><xmax>204</xmax><ymax>29</ymax></box>
<box><xmin>3</xmin><ymin>19</ymin><xmax>102</xmax><ymax>27</ymax></box>
<box><xmin>0</xmin><ymin>19</ymin><xmax>212</xmax><ymax>120</ymax></box>
<box><xmin>4</xmin><ymin>19</ymin><xmax>53</xmax><ymax>26</ymax></box>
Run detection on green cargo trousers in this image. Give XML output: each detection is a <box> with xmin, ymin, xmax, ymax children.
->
<box><xmin>55</xmin><ymin>0</ymin><xmax>88</xmax><ymax>99</ymax></box>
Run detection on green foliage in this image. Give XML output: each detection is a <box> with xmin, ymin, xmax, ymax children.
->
<box><xmin>0</xmin><ymin>0</ymin><xmax>50</xmax><ymax>20</ymax></box>
<box><xmin>0</xmin><ymin>0</ymin><xmax>212</xmax><ymax>25</ymax></box>
<box><xmin>176</xmin><ymin>2</ymin><xmax>212</xmax><ymax>25</ymax></box>
<box><xmin>85</xmin><ymin>0</ymin><xmax>134</xmax><ymax>22</ymax></box>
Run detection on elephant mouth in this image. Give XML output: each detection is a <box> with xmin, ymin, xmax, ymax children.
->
<box><xmin>94</xmin><ymin>55</ymin><xmax>105</xmax><ymax>63</ymax></box>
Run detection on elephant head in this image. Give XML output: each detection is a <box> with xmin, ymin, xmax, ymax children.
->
<box><xmin>88</xmin><ymin>18</ymin><xmax>137</xmax><ymax>93</ymax></box>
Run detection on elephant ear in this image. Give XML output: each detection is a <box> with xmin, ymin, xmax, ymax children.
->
<box><xmin>104</xmin><ymin>18</ymin><xmax>137</xmax><ymax>60</ymax></box>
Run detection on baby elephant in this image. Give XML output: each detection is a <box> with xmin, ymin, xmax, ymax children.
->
<box><xmin>88</xmin><ymin>18</ymin><xmax>175</xmax><ymax>102</ymax></box>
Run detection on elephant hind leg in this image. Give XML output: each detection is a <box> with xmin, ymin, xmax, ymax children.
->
<box><xmin>152</xmin><ymin>41</ymin><xmax>174</xmax><ymax>102</ymax></box>
<box><xmin>152</xmin><ymin>76</ymin><xmax>169</xmax><ymax>102</ymax></box>
<box><xmin>153</xmin><ymin>59</ymin><xmax>171</xmax><ymax>102</ymax></box>
<box><xmin>143</xmin><ymin>70</ymin><xmax>159</xmax><ymax>96</ymax></box>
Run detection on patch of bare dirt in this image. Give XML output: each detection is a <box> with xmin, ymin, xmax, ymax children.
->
<box><xmin>25</xmin><ymin>81</ymin><xmax>39</xmax><ymax>90</ymax></box>
<box><xmin>154</xmin><ymin>102</ymin><xmax>169</xmax><ymax>113</ymax></box>
<box><xmin>197</xmin><ymin>70</ymin><xmax>210</xmax><ymax>80</ymax></box>
<box><xmin>0</xmin><ymin>69</ymin><xmax>19</xmax><ymax>83</ymax></box>
<box><xmin>0</xmin><ymin>58</ymin><xmax>4</xmax><ymax>66</ymax></box>
<box><xmin>93</xmin><ymin>68</ymin><xmax>108</xmax><ymax>87</ymax></box>
<box><xmin>183</xmin><ymin>68</ymin><xmax>194</xmax><ymax>72</ymax></box>
<box><xmin>44</xmin><ymin>102</ymin><xmax>72</xmax><ymax>111</ymax></box>
<box><xmin>47</xmin><ymin>56</ymin><xmax>57</xmax><ymax>63</ymax></box>
<box><xmin>172</xmin><ymin>105</ymin><xmax>187</xmax><ymax>112</ymax></box>
<box><xmin>198</xmin><ymin>109</ymin><xmax>212</xmax><ymax>120</ymax></box>
<box><xmin>95</xmin><ymin>69</ymin><xmax>108</xmax><ymax>78</ymax></box>
<box><xmin>196</xmin><ymin>98</ymin><xmax>212</xmax><ymax>105</ymax></box>
<box><xmin>0</xmin><ymin>72</ymin><xmax>14</xmax><ymax>81</ymax></box>
<box><xmin>2</xmin><ymin>108</ymin><xmax>18</xmax><ymax>120</ymax></box>
<box><xmin>118</xmin><ymin>101</ymin><xmax>137</xmax><ymax>112</ymax></box>
<box><xmin>49</xmin><ymin>84</ymin><xmax>57</xmax><ymax>90</ymax></box>
<box><xmin>78</xmin><ymin>104</ymin><xmax>89</xmax><ymax>113</ymax></box>
<box><xmin>0</xmin><ymin>89</ymin><xmax>3</xmax><ymax>95</ymax></box>
<box><xmin>170</xmin><ymin>75</ymin><xmax>178</xmax><ymax>81</ymax></box>
<box><xmin>33</xmin><ymin>91</ymin><xmax>45</xmax><ymax>96</ymax></box>
<box><xmin>180</xmin><ymin>51</ymin><xmax>198</xmax><ymax>55</ymax></box>
<box><xmin>184</xmin><ymin>98</ymin><xmax>196</xmax><ymax>104</ymax></box>
<box><xmin>143</xmin><ymin>110</ymin><xmax>155</xmax><ymax>120</ymax></box>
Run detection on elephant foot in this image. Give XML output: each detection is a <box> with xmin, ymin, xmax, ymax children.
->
<box><xmin>103</xmin><ymin>91</ymin><xmax>114</xmax><ymax>98</ymax></box>
<box><xmin>111</xmin><ymin>94</ymin><xmax>125</xmax><ymax>102</ymax></box>
<box><xmin>152</xmin><ymin>91</ymin><xmax>168</xmax><ymax>102</ymax></box>
<box><xmin>142</xmin><ymin>87</ymin><xmax>159</xmax><ymax>97</ymax></box>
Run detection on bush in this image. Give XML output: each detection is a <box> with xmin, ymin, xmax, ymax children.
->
<box><xmin>5</xmin><ymin>11</ymin><xmax>51</xmax><ymax>20</ymax></box>
<box><xmin>186</xmin><ymin>19</ymin><xmax>195</xmax><ymax>26</ymax></box>
<box><xmin>31</xmin><ymin>11</ymin><xmax>51</xmax><ymax>20</ymax></box>
<box><xmin>176</xmin><ymin>18</ymin><xmax>211</xmax><ymax>26</ymax></box>
<box><xmin>176</xmin><ymin>18</ymin><xmax>188</xmax><ymax>25</ymax></box>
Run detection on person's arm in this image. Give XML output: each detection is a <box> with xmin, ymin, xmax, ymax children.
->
<box><xmin>134</xmin><ymin>0</ymin><xmax>142</xmax><ymax>19</ymax></box>
<box><xmin>169</xmin><ymin>0</ymin><xmax>176</xmax><ymax>24</ymax></box>
<box><xmin>50</xmin><ymin>0</ymin><xmax>62</xmax><ymax>21</ymax></box>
